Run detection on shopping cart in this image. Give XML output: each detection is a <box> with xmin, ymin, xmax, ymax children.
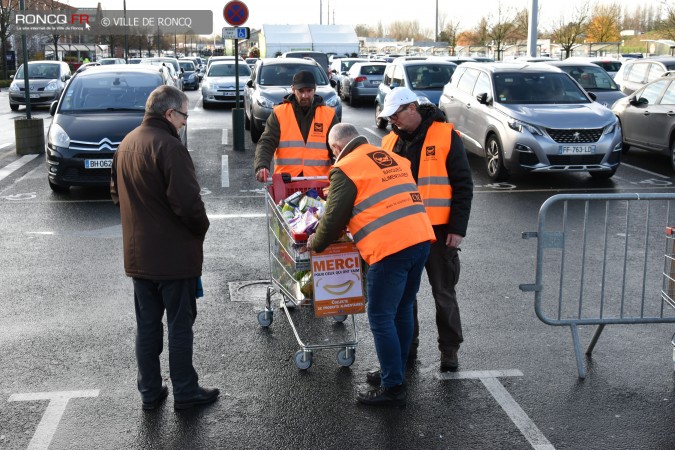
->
<box><xmin>257</xmin><ymin>173</ymin><xmax>361</xmax><ymax>370</ymax></box>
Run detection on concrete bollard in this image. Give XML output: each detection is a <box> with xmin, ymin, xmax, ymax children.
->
<box><xmin>14</xmin><ymin>118</ymin><xmax>45</xmax><ymax>155</ymax></box>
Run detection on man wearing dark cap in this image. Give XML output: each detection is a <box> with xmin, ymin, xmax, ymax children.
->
<box><xmin>254</xmin><ymin>69</ymin><xmax>340</xmax><ymax>181</ymax></box>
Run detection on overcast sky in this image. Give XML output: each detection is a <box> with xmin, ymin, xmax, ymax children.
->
<box><xmin>70</xmin><ymin>0</ymin><xmax>661</xmax><ymax>36</ymax></box>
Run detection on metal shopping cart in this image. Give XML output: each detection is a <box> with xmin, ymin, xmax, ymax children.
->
<box><xmin>257</xmin><ymin>174</ymin><xmax>362</xmax><ymax>370</ymax></box>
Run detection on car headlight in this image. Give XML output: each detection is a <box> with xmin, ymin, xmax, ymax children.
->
<box><xmin>9</xmin><ymin>83</ymin><xmax>19</xmax><ymax>92</ymax></box>
<box><xmin>48</xmin><ymin>124</ymin><xmax>70</xmax><ymax>148</ymax></box>
<box><xmin>324</xmin><ymin>95</ymin><xmax>340</xmax><ymax>107</ymax></box>
<box><xmin>507</xmin><ymin>118</ymin><xmax>544</xmax><ymax>136</ymax></box>
<box><xmin>255</xmin><ymin>93</ymin><xmax>275</xmax><ymax>109</ymax></box>
<box><xmin>44</xmin><ymin>80</ymin><xmax>59</xmax><ymax>91</ymax></box>
<box><xmin>603</xmin><ymin>120</ymin><xmax>618</xmax><ymax>135</ymax></box>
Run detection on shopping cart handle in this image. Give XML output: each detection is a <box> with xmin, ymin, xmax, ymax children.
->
<box><xmin>280</xmin><ymin>173</ymin><xmax>329</xmax><ymax>183</ymax></box>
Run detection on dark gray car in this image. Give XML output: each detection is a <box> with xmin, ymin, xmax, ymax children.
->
<box><xmin>243</xmin><ymin>58</ymin><xmax>341</xmax><ymax>143</ymax></box>
<box><xmin>8</xmin><ymin>61</ymin><xmax>71</xmax><ymax>111</ymax></box>
<box><xmin>544</xmin><ymin>61</ymin><xmax>626</xmax><ymax>108</ymax></box>
<box><xmin>340</xmin><ymin>62</ymin><xmax>386</xmax><ymax>106</ymax></box>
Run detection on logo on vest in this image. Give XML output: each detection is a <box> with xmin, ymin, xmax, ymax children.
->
<box><xmin>426</xmin><ymin>146</ymin><xmax>436</xmax><ymax>156</ymax></box>
<box><xmin>368</xmin><ymin>150</ymin><xmax>398</xmax><ymax>169</ymax></box>
<box><xmin>410</xmin><ymin>192</ymin><xmax>422</xmax><ymax>203</ymax></box>
<box><xmin>313</xmin><ymin>123</ymin><xmax>324</xmax><ymax>133</ymax></box>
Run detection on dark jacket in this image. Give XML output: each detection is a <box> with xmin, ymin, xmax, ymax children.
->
<box><xmin>389</xmin><ymin>103</ymin><xmax>473</xmax><ymax>238</ymax></box>
<box><xmin>253</xmin><ymin>93</ymin><xmax>340</xmax><ymax>173</ymax></box>
<box><xmin>111</xmin><ymin>116</ymin><xmax>209</xmax><ymax>280</ymax></box>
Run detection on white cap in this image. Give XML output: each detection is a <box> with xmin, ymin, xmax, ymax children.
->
<box><xmin>377</xmin><ymin>87</ymin><xmax>418</xmax><ymax>118</ymax></box>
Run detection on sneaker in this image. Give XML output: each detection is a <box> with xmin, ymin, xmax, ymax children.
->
<box><xmin>142</xmin><ymin>384</ymin><xmax>169</xmax><ymax>411</ymax></box>
<box><xmin>440</xmin><ymin>348</ymin><xmax>459</xmax><ymax>372</ymax></box>
<box><xmin>356</xmin><ymin>384</ymin><xmax>406</xmax><ymax>406</ymax></box>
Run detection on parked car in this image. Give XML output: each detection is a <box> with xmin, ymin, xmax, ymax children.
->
<box><xmin>245</xmin><ymin>58</ymin><xmax>259</xmax><ymax>69</ymax></box>
<box><xmin>128</xmin><ymin>58</ymin><xmax>142</xmax><ymax>64</ymax></box>
<box><xmin>613</xmin><ymin>57</ymin><xmax>675</xmax><ymax>95</ymax></box>
<box><xmin>140</xmin><ymin>57</ymin><xmax>183</xmax><ymax>90</ymax></box>
<box><xmin>340</xmin><ymin>61</ymin><xmax>386</xmax><ymax>105</ymax></box>
<box><xmin>243</xmin><ymin>57</ymin><xmax>341</xmax><ymax>143</ymax></box>
<box><xmin>544</xmin><ymin>60</ymin><xmax>626</xmax><ymax>108</ymax></box>
<box><xmin>427</xmin><ymin>55</ymin><xmax>477</xmax><ymax>65</ymax></box>
<box><xmin>201</xmin><ymin>60</ymin><xmax>251</xmax><ymax>109</ymax></box>
<box><xmin>98</xmin><ymin>57</ymin><xmax>127</xmax><ymax>65</ymax></box>
<box><xmin>612</xmin><ymin>75</ymin><xmax>675</xmax><ymax>170</ymax></box>
<box><xmin>178</xmin><ymin>59</ymin><xmax>200</xmax><ymax>90</ymax></box>
<box><xmin>563</xmin><ymin>56</ymin><xmax>623</xmax><ymax>78</ymax></box>
<box><xmin>45</xmin><ymin>65</ymin><xmax>185</xmax><ymax>192</ymax></box>
<box><xmin>438</xmin><ymin>62</ymin><xmax>622</xmax><ymax>181</ymax></box>
<box><xmin>74</xmin><ymin>62</ymin><xmax>101</xmax><ymax>73</ymax></box>
<box><xmin>8</xmin><ymin>61</ymin><xmax>71</xmax><ymax>111</ymax></box>
<box><xmin>328</xmin><ymin>57</ymin><xmax>368</xmax><ymax>94</ymax></box>
<box><xmin>281</xmin><ymin>51</ymin><xmax>330</xmax><ymax>77</ymax></box>
<box><xmin>374</xmin><ymin>59</ymin><xmax>456</xmax><ymax>128</ymax></box>
<box><xmin>206</xmin><ymin>55</ymin><xmax>245</xmax><ymax>74</ymax></box>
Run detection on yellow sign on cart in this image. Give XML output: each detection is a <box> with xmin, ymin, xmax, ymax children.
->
<box><xmin>310</xmin><ymin>242</ymin><xmax>365</xmax><ymax>318</ymax></box>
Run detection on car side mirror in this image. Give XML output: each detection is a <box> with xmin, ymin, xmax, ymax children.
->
<box><xmin>9</xmin><ymin>75</ymin><xmax>14</xmax><ymax>79</ymax></box>
<box><xmin>49</xmin><ymin>101</ymin><xmax>58</xmax><ymax>116</ymax></box>
<box><xmin>246</xmin><ymin>79</ymin><xmax>253</xmax><ymax>88</ymax></box>
<box><xmin>476</xmin><ymin>92</ymin><xmax>489</xmax><ymax>104</ymax></box>
<box><xmin>330</xmin><ymin>79</ymin><xmax>337</xmax><ymax>88</ymax></box>
<box><xmin>587</xmin><ymin>92</ymin><xmax>597</xmax><ymax>101</ymax></box>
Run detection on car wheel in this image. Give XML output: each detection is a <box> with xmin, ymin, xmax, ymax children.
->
<box><xmin>340</xmin><ymin>87</ymin><xmax>348</xmax><ymax>102</ymax></box>
<box><xmin>203</xmin><ymin>99</ymin><xmax>210</xmax><ymax>110</ymax></box>
<box><xmin>485</xmin><ymin>135</ymin><xmax>509</xmax><ymax>181</ymax></box>
<box><xmin>244</xmin><ymin>109</ymin><xmax>251</xmax><ymax>130</ymax></box>
<box><xmin>375</xmin><ymin>103</ymin><xmax>388</xmax><ymax>129</ymax></box>
<box><xmin>589</xmin><ymin>168</ymin><xmax>617</xmax><ymax>179</ymax></box>
<box><xmin>621</xmin><ymin>142</ymin><xmax>630</xmax><ymax>154</ymax></box>
<box><xmin>10</xmin><ymin>104</ymin><xmax>19</xmax><ymax>111</ymax></box>
<box><xmin>250</xmin><ymin>117</ymin><xmax>263</xmax><ymax>143</ymax></box>
<box><xmin>48</xmin><ymin>179</ymin><xmax>69</xmax><ymax>193</ymax></box>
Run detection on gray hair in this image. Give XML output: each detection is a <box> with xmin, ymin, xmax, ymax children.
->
<box><xmin>145</xmin><ymin>85</ymin><xmax>188</xmax><ymax>117</ymax></box>
<box><xmin>328</xmin><ymin>123</ymin><xmax>359</xmax><ymax>148</ymax></box>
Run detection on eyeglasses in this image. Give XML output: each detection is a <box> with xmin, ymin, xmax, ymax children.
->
<box><xmin>173</xmin><ymin>109</ymin><xmax>189</xmax><ymax>119</ymax></box>
<box><xmin>388</xmin><ymin>104</ymin><xmax>409</xmax><ymax>121</ymax></box>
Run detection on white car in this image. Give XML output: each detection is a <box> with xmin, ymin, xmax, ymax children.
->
<box><xmin>201</xmin><ymin>60</ymin><xmax>251</xmax><ymax>109</ymax></box>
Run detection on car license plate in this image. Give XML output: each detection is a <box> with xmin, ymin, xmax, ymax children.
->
<box><xmin>30</xmin><ymin>93</ymin><xmax>40</xmax><ymax>99</ymax></box>
<box><xmin>85</xmin><ymin>159</ymin><xmax>113</xmax><ymax>169</ymax></box>
<box><xmin>371</xmin><ymin>81</ymin><xmax>380</xmax><ymax>85</ymax></box>
<box><xmin>219</xmin><ymin>91</ymin><xmax>236</xmax><ymax>96</ymax></box>
<box><xmin>559</xmin><ymin>145</ymin><xmax>595</xmax><ymax>155</ymax></box>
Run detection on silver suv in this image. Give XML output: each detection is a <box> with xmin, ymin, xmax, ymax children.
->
<box><xmin>439</xmin><ymin>62</ymin><xmax>622</xmax><ymax>181</ymax></box>
<box><xmin>614</xmin><ymin>57</ymin><xmax>675</xmax><ymax>95</ymax></box>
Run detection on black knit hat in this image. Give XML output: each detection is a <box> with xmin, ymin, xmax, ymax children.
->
<box><xmin>292</xmin><ymin>70</ymin><xmax>316</xmax><ymax>89</ymax></box>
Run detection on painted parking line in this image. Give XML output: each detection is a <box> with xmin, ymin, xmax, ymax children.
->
<box><xmin>222</xmin><ymin>155</ymin><xmax>229</xmax><ymax>187</ymax></box>
<box><xmin>437</xmin><ymin>369</ymin><xmax>555</xmax><ymax>450</ymax></box>
<box><xmin>222</xmin><ymin>128</ymin><xmax>230</xmax><ymax>145</ymax></box>
<box><xmin>620</xmin><ymin>162</ymin><xmax>671</xmax><ymax>179</ymax></box>
<box><xmin>0</xmin><ymin>143</ymin><xmax>11</xmax><ymax>150</ymax></box>
<box><xmin>8</xmin><ymin>390</ymin><xmax>99</xmax><ymax>450</ymax></box>
<box><xmin>0</xmin><ymin>154</ymin><xmax>38</xmax><ymax>183</ymax></box>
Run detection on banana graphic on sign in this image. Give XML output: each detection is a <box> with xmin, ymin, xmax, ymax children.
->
<box><xmin>323</xmin><ymin>280</ymin><xmax>354</xmax><ymax>296</ymax></box>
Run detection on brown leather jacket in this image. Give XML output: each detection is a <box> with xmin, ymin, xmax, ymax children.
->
<box><xmin>111</xmin><ymin>116</ymin><xmax>209</xmax><ymax>280</ymax></box>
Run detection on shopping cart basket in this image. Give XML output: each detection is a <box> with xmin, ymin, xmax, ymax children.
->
<box><xmin>257</xmin><ymin>174</ymin><xmax>361</xmax><ymax>370</ymax></box>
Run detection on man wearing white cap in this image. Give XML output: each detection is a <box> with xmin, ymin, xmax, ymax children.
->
<box><xmin>368</xmin><ymin>86</ymin><xmax>473</xmax><ymax>381</ymax></box>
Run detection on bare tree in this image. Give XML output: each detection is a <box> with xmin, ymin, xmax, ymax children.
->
<box><xmin>485</xmin><ymin>2</ymin><xmax>518</xmax><ymax>61</ymax></box>
<box><xmin>0</xmin><ymin>0</ymin><xmax>19</xmax><ymax>78</ymax></box>
<box><xmin>658</xmin><ymin>0</ymin><xmax>675</xmax><ymax>41</ymax></box>
<box><xmin>549</xmin><ymin>1</ymin><xmax>590</xmax><ymax>59</ymax></box>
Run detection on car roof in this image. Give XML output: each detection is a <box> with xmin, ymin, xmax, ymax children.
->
<box><xmin>259</xmin><ymin>57</ymin><xmax>320</xmax><ymax>66</ymax></box>
<box><xmin>460</xmin><ymin>62</ymin><xmax>563</xmax><ymax>74</ymax></box>
<box><xmin>546</xmin><ymin>60</ymin><xmax>603</xmax><ymax>68</ymax></box>
<box><xmin>394</xmin><ymin>59</ymin><xmax>457</xmax><ymax>67</ymax></box>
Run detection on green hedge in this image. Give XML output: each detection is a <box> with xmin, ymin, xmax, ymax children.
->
<box><xmin>0</xmin><ymin>80</ymin><xmax>11</xmax><ymax>88</ymax></box>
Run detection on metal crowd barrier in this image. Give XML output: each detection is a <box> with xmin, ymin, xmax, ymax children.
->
<box><xmin>519</xmin><ymin>193</ymin><xmax>675</xmax><ymax>378</ymax></box>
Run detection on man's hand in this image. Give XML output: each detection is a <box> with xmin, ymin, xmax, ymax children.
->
<box><xmin>306</xmin><ymin>233</ymin><xmax>316</xmax><ymax>251</ymax></box>
<box><xmin>256</xmin><ymin>168</ymin><xmax>269</xmax><ymax>182</ymax></box>
<box><xmin>446</xmin><ymin>233</ymin><xmax>463</xmax><ymax>248</ymax></box>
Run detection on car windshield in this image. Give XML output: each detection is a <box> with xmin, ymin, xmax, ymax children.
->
<box><xmin>208</xmin><ymin>63</ymin><xmax>251</xmax><ymax>77</ymax></box>
<box><xmin>58</xmin><ymin>72</ymin><xmax>163</xmax><ymax>112</ymax></box>
<box><xmin>494</xmin><ymin>72</ymin><xmax>590</xmax><ymax>104</ymax></box>
<box><xmin>16</xmin><ymin>63</ymin><xmax>60</xmax><ymax>79</ymax></box>
<box><xmin>561</xmin><ymin>65</ymin><xmax>619</xmax><ymax>90</ymax></box>
<box><xmin>179</xmin><ymin>62</ymin><xmax>195</xmax><ymax>71</ymax></box>
<box><xmin>359</xmin><ymin>65</ymin><xmax>386</xmax><ymax>75</ymax></box>
<box><xmin>594</xmin><ymin>61</ymin><xmax>622</xmax><ymax>73</ymax></box>
<box><xmin>406</xmin><ymin>64</ymin><xmax>455</xmax><ymax>90</ymax></box>
<box><xmin>259</xmin><ymin>65</ymin><xmax>328</xmax><ymax>86</ymax></box>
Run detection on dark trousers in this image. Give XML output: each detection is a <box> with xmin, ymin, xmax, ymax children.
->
<box><xmin>413</xmin><ymin>242</ymin><xmax>463</xmax><ymax>352</ymax></box>
<box><xmin>133</xmin><ymin>278</ymin><xmax>200</xmax><ymax>402</ymax></box>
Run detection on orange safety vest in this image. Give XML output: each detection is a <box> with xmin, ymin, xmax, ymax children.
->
<box><xmin>335</xmin><ymin>143</ymin><xmax>435</xmax><ymax>265</ymax></box>
<box><xmin>381</xmin><ymin>122</ymin><xmax>454</xmax><ymax>225</ymax></box>
<box><xmin>273</xmin><ymin>103</ymin><xmax>334</xmax><ymax>177</ymax></box>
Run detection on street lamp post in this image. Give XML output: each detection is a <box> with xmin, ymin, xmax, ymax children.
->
<box><xmin>123</xmin><ymin>0</ymin><xmax>128</xmax><ymax>62</ymax></box>
<box><xmin>435</xmin><ymin>0</ymin><xmax>438</xmax><ymax>42</ymax></box>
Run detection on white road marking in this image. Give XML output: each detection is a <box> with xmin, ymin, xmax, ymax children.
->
<box><xmin>621</xmin><ymin>162</ymin><xmax>670</xmax><ymax>179</ymax></box>
<box><xmin>221</xmin><ymin>155</ymin><xmax>229</xmax><ymax>187</ymax></box>
<box><xmin>0</xmin><ymin>143</ymin><xmax>11</xmax><ymax>150</ymax></box>
<box><xmin>222</xmin><ymin>128</ymin><xmax>230</xmax><ymax>145</ymax></box>
<box><xmin>436</xmin><ymin>369</ymin><xmax>554</xmax><ymax>449</ymax></box>
<box><xmin>0</xmin><ymin>154</ymin><xmax>38</xmax><ymax>182</ymax></box>
<box><xmin>8</xmin><ymin>390</ymin><xmax>99</xmax><ymax>450</ymax></box>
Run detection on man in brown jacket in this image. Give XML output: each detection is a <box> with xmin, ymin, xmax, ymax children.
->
<box><xmin>111</xmin><ymin>85</ymin><xmax>219</xmax><ymax>411</ymax></box>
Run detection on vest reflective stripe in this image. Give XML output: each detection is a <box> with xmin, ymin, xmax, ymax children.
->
<box><xmin>352</xmin><ymin>203</ymin><xmax>429</xmax><ymax>243</ymax></box>
<box><xmin>273</xmin><ymin>103</ymin><xmax>334</xmax><ymax>177</ymax></box>
<box><xmin>352</xmin><ymin>183</ymin><xmax>419</xmax><ymax>216</ymax></box>
<box><xmin>336</xmin><ymin>143</ymin><xmax>435</xmax><ymax>265</ymax></box>
<box><xmin>381</xmin><ymin>122</ymin><xmax>454</xmax><ymax>225</ymax></box>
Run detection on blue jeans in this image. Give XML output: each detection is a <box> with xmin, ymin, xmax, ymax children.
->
<box><xmin>133</xmin><ymin>278</ymin><xmax>200</xmax><ymax>402</ymax></box>
<box><xmin>366</xmin><ymin>241</ymin><xmax>430</xmax><ymax>387</ymax></box>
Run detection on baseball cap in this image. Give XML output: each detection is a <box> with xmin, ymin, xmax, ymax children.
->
<box><xmin>292</xmin><ymin>70</ymin><xmax>317</xmax><ymax>89</ymax></box>
<box><xmin>378</xmin><ymin>87</ymin><xmax>418</xmax><ymax>118</ymax></box>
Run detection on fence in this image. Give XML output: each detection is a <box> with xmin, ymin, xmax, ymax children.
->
<box><xmin>519</xmin><ymin>193</ymin><xmax>675</xmax><ymax>378</ymax></box>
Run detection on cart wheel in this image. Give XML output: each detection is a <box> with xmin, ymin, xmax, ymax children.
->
<box><xmin>333</xmin><ymin>315</ymin><xmax>348</xmax><ymax>323</ymax></box>
<box><xmin>294</xmin><ymin>350</ymin><xmax>313</xmax><ymax>370</ymax></box>
<box><xmin>337</xmin><ymin>348</ymin><xmax>356</xmax><ymax>367</ymax></box>
<box><xmin>257</xmin><ymin>310</ymin><xmax>273</xmax><ymax>327</ymax></box>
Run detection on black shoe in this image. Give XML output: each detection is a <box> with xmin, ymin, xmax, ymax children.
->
<box><xmin>408</xmin><ymin>337</ymin><xmax>419</xmax><ymax>360</ymax></box>
<box><xmin>356</xmin><ymin>384</ymin><xmax>406</xmax><ymax>406</ymax></box>
<box><xmin>142</xmin><ymin>384</ymin><xmax>169</xmax><ymax>411</ymax></box>
<box><xmin>174</xmin><ymin>387</ymin><xmax>220</xmax><ymax>410</ymax></box>
<box><xmin>440</xmin><ymin>348</ymin><xmax>459</xmax><ymax>372</ymax></box>
<box><xmin>366</xmin><ymin>368</ymin><xmax>381</xmax><ymax>385</ymax></box>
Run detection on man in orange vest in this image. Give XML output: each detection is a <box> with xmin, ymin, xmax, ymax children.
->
<box><xmin>308</xmin><ymin>123</ymin><xmax>435</xmax><ymax>406</ymax></box>
<box><xmin>374</xmin><ymin>87</ymin><xmax>474</xmax><ymax>378</ymax></box>
<box><xmin>254</xmin><ymin>70</ymin><xmax>340</xmax><ymax>181</ymax></box>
